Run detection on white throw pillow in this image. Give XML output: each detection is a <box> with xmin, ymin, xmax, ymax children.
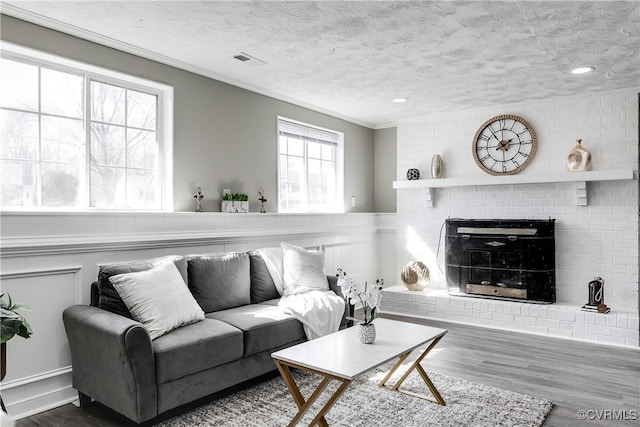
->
<box><xmin>281</xmin><ymin>242</ymin><xmax>329</xmax><ymax>296</ymax></box>
<box><xmin>110</xmin><ymin>261</ymin><xmax>205</xmax><ymax>340</ymax></box>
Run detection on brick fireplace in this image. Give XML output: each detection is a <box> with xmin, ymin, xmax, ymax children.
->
<box><xmin>388</xmin><ymin>89</ymin><xmax>639</xmax><ymax>347</ymax></box>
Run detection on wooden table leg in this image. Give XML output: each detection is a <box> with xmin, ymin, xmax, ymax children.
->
<box><xmin>275</xmin><ymin>359</ymin><xmax>352</xmax><ymax>427</ymax></box>
<box><xmin>379</xmin><ymin>334</ymin><xmax>446</xmax><ymax>406</ymax></box>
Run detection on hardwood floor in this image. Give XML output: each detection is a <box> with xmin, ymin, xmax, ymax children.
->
<box><xmin>15</xmin><ymin>314</ymin><xmax>640</xmax><ymax>427</ymax></box>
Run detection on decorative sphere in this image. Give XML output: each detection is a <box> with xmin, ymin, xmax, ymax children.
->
<box><xmin>407</xmin><ymin>168</ymin><xmax>420</xmax><ymax>180</ymax></box>
<box><xmin>401</xmin><ymin>261</ymin><xmax>430</xmax><ymax>291</ymax></box>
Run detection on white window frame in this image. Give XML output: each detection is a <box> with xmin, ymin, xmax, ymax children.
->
<box><xmin>277</xmin><ymin>116</ymin><xmax>344</xmax><ymax>213</ymax></box>
<box><xmin>0</xmin><ymin>41</ymin><xmax>174</xmax><ymax>211</ymax></box>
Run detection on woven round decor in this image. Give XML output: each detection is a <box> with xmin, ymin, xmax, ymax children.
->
<box><xmin>401</xmin><ymin>261</ymin><xmax>430</xmax><ymax>291</ymax></box>
<box><xmin>406</xmin><ymin>168</ymin><xmax>420</xmax><ymax>180</ymax></box>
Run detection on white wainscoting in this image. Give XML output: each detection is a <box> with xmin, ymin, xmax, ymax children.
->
<box><xmin>0</xmin><ymin>212</ymin><xmax>397</xmax><ymax>419</ymax></box>
<box><xmin>0</xmin><ymin>267</ymin><xmax>82</xmax><ymax>418</ymax></box>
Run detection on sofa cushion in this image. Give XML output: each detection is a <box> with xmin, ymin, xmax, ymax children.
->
<box><xmin>152</xmin><ymin>318</ymin><xmax>243</xmax><ymax>384</ymax></box>
<box><xmin>248</xmin><ymin>251</ymin><xmax>280</xmax><ymax>304</ymax></box>
<box><xmin>207</xmin><ymin>304</ymin><xmax>305</xmax><ymax>357</ymax></box>
<box><xmin>281</xmin><ymin>242</ymin><xmax>329</xmax><ymax>296</ymax></box>
<box><xmin>110</xmin><ymin>262</ymin><xmax>205</xmax><ymax>340</ymax></box>
<box><xmin>98</xmin><ymin>255</ymin><xmax>187</xmax><ymax>318</ymax></box>
<box><xmin>187</xmin><ymin>252</ymin><xmax>250</xmax><ymax>312</ymax></box>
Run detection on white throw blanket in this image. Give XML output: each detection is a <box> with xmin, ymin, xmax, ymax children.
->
<box><xmin>278</xmin><ymin>291</ymin><xmax>345</xmax><ymax>340</ymax></box>
<box><xmin>257</xmin><ymin>247</ymin><xmax>345</xmax><ymax>340</ymax></box>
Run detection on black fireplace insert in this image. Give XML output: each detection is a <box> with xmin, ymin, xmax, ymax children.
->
<box><xmin>445</xmin><ymin>219</ymin><xmax>556</xmax><ymax>303</ymax></box>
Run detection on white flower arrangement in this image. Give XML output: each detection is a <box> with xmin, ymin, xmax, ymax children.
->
<box><xmin>336</xmin><ymin>268</ymin><xmax>384</xmax><ymax>326</ymax></box>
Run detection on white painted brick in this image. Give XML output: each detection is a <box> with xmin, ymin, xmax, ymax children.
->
<box><xmin>537</xmin><ymin>318</ymin><xmax>561</xmax><ymax>329</ymax></box>
<box><xmin>585</xmin><ymin>324</ymin><xmax>612</xmax><ymax>336</ymax></box>
<box><xmin>584</xmin><ymin>313</ymin><xmax>596</xmax><ymax>324</ymax></box>
<box><xmin>617</xmin><ymin>315</ymin><xmax>628</xmax><ymax>329</ymax></box>
<box><xmin>605</xmin><ymin>315</ymin><xmax>618</xmax><ymax>327</ymax></box>
<box><xmin>559</xmin><ymin>321</ymin><xmax>574</xmax><ymax>331</ymax></box>
<box><xmin>493</xmin><ymin>313</ymin><xmax>514</xmax><ymax>323</ymax></box>
<box><xmin>473</xmin><ymin>310</ymin><xmax>493</xmax><ymax>320</ymax></box>
<box><xmin>454</xmin><ymin>308</ymin><xmax>473</xmax><ymax>318</ymax></box>
<box><xmin>514</xmin><ymin>315</ymin><xmax>537</xmax><ymax>326</ymax></box>
<box><xmin>596</xmin><ymin>315</ymin><xmax>607</xmax><ymax>326</ymax></box>
<box><xmin>626</xmin><ymin>338</ymin><xmax>639</xmax><ymax>347</ymax></box>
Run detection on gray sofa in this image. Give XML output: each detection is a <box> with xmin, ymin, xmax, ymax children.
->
<box><xmin>62</xmin><ymin>250</ymin><xmax>351</xmax><ymax>424</ymax></box>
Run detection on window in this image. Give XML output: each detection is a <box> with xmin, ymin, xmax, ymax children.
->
<box><xmin>277</xmin><ymin>117</ymin><xmax>343</xmax><ymax>213</ymax></box>
<box><xmin>0</xmin><ymin>43</ymin><xmax>173</xmax><ymax>210</ymax></box>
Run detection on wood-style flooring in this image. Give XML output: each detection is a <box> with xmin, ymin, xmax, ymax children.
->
<box><xmin>14</xmin><ymin>313</ymin><xmax>640</xmax><ymax>427</ymax></box>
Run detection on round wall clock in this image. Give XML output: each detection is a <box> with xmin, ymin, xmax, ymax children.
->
<box><xmin>472</xmin><ymin>114</ymin><xmax>537</xmax><ymax>175</ymax></box>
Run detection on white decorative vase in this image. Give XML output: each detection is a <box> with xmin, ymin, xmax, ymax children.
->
<box><xmin>431</xmin><ymin>154</ymin><xmax>444</xmax><ymax>179</ymax></box>
<box><xmin>358</xmin><ymin>323</ymin><xmax>376</xmax><ymax>344</ymax></box>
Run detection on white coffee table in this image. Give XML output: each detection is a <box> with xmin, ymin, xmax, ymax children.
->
<box><xmin>271</xmin><ymin>318</ymin><xmax>447</xmax><ymax>427</ymax></box>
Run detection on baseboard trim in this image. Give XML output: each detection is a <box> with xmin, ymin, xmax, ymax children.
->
<box><xmin>7</xmin><ymin>387</ymin><xmax>77</xmax><ymax>420</ymax></box>
<box><xmin>2</xmin><ymin>367</ymin><xmax>76</xmax><ymax>420</ymax></box>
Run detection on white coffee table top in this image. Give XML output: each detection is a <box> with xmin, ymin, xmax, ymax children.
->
<box><xmin>272</xmin><ymin>318</ymin><xmax>447</xmax><ymax>380</ymax></box>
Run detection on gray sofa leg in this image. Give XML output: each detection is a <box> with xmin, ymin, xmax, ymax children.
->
<box><xmin>78</xmin><ymin>392</ymin><xmax>92</xmax><ymax>408</ymax></box>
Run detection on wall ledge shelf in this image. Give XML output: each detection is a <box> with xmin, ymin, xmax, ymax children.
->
<box><xmin>393</xmin><ymin>169</ymin><xmax>636</xmax><ymax>207</ymax></box>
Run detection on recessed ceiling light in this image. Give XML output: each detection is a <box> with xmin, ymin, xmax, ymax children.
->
<box><xmin>571</xmin><ymin>66</ymin><xmax>595</xmax><ymax>74</ymax></box>
<box><xmin>392</xmin><ymin>98</ymin><xmax>408</xmax><ymax>103</ymax></box>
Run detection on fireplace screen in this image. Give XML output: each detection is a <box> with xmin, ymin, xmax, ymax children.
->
<box><xmin>445</xmin><ymin>219</ymin><xmax>556</xmax><ymax>303</ymax></box>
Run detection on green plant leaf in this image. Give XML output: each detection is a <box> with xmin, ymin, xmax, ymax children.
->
<box><xmin>1</xmin><ymin>317</ymin><xmax>22</xmax><ymax>344</ymax></box>
<box><xmin>11</xmin><ymin>303</ymin><xmax>30</xmax><ymax>311</ymax></box>
<box><xmin>16</xmin><ymin>316</ymin><xmax>33</xmax><ymax>339</ymax></box>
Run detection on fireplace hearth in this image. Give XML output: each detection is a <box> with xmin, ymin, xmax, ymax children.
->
<box><xmin>445</xmin><ymin>219</ymin><xmax>556</xmax><ymax>304</ymax></box>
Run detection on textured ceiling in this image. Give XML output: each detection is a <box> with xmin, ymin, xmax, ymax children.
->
<box><xmin>2</xmin><ymin>1</ymin><xmax>639</xmax><ymax>128</ymax></box>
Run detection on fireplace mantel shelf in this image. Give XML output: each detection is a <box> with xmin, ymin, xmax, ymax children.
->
<box><xmin>392</xmin><ymin>169</ymin><xmax>636</xmax><ymax>207</ymax></box>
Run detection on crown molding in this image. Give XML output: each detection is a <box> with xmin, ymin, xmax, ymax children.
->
<box><xmin>0</xmin><ymin>5</ymin><xmax>375</xmax><ymax>129</ymax></box>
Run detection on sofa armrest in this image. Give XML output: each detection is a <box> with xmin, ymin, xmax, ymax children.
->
<box><xmin>327</xmin><ymin>275</ymin><xmax>354</xmax><ymax>328</ymax></box>
<box><xmin>62</xmin><ymin>305</ymin><xmax>157</xmax><ymax>423</ymax></box>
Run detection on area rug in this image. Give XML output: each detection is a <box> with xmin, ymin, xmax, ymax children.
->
<box><xmin>156</xmin><ymin>363</ymin><xmax>552</xmax><ymax>427</ymax></box>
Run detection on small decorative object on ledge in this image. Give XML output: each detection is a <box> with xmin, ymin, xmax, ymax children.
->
<box><xmin>221</xmin><ymin>192</ymin><xmax>249</xmax><ymax>213</ymax></box>
<box><xmin>407</xmin><ymin>168</ymin><xmax>420</xmax><ymax>180</ymax></box>
<box><xmin>567</xmin><ymin>138</ymin><xmax>592</xmax><ymax>171</ymax></box>
<box><xmin>257</xmin><ymin>188</ymin><xmax>267</xmax><ymax>213</ymax></box>
<box><xmin>581</xmin><ymin>276</ymin><xmax>609</xmax><ymax>313</ymax></box>
<box><xmin>193</xmin><ymin>187</ymin><xmax>205</xmax><ymax>212</ymax></box>
<box><xmin>336</xmin><ymin>268</ymin><xmax>383</xmax><ymax>344</ymax></box>
<box><xmin>401</xmin><ymin>261</ymin><xmax>430</xmax><ymax>291</ymax></box>
<box><xmin>358</xmin><ymin>323</ymin><xmax>376</xmax><ymax>344</ymax></box>
<box><xmin>431</xmin><ymin>154</ymin><xmax>444</xmax><ymax>179</ymax></box>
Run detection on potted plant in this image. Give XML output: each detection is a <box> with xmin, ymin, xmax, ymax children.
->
<box><xmin>221</xmin><ymin>192</ymin><xmax>249</xmax><ymax>213</ymax></box>
<box><xmin>1</xmin><ymin>294</ymin><xmax>33</xmax><ymax>381</ymax></box>
<box><xmin>336</xmin><ymin>268</ymin><xmax>383</xmax><ymax>344</ymax></box>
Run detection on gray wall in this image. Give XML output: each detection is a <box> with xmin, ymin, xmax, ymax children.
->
<box><xmin>373</xmin><ymin>127</ymin><xmax>397</xmax><ymax>213</ymax></box>
<box><xmin>1</xmin><ymin>15</ymin><xmax>375</xmax><ymax>212</ymax></box>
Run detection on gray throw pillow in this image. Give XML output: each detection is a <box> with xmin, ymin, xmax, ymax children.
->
<box><xmin>97</xmin><ymin>255</ymin><xmax>187</xmax><ymax>318</ymax></box>
<box><xmin>187</xmin><ymin>252</ymin><xmax>251</xmax><ymax>312</ymax></box>
<box><xmin>248</xmin><ymin>251</ymin><xmax>280</xmax><ymax>303</ymax></box>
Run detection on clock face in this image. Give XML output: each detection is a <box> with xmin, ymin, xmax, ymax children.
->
<box><xmin>472</xmin><ymin>114</ymin><xmax>537</xmax><ymax>175</ymax></box>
